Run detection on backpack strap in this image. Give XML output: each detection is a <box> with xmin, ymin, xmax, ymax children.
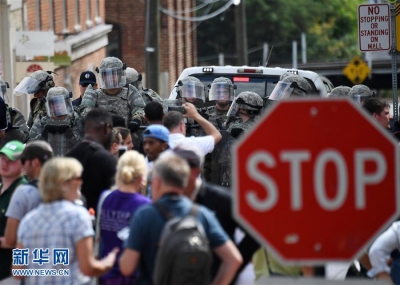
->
<box><xmin>154</xmin><ymin>203</ymin><xmax>175</xmax><ymax>220</ymax></box>
<box><xmin>188</xmin><ymin>204</ymin><xmax>199</xmax><ymax>218</ymax></box>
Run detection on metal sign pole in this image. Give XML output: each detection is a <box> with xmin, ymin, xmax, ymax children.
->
<box><xmin>390</xmin><ymin>2</ymin><xmax>398</xmax><ymax>122</ymax></box>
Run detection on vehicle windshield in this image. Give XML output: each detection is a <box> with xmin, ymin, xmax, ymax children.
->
<box><xmin>191</xmin><ymin>74</ymin><xmax>279</xmax><ymax>106</ymax></box>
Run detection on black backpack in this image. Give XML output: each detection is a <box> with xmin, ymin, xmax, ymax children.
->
<box><xmin>153</xmin><ymin>203</ymin><xmax>213</xmax><ymax>285</ymax></box>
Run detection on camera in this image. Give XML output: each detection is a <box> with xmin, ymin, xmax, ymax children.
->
<box><xmin>167</xmin><ymin>106</ymin><xmax>187</xmax><ymax>114</ymax></box>
<box><xmin>118</xmin><ymin>145</ymin><xmax>128</xmax><ymax>157</ymax></box>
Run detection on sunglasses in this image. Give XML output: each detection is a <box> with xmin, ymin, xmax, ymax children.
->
<box><xmin>81</xmin><ymin>83</ymin><xmax>96</xmax><ymax>88</ymax></box>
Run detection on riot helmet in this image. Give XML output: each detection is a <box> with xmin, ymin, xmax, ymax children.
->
<box><xmin>348</xmin><ymin>84</ymin><xmax>373</xmax><ymax>105</ymax></box>
<box><xmin>177</xmin><ymin>76</ymin><xmax>205</xmax><ymax>103</ymax></box>
<box><xmin>125</xmin><ymin>67</ymin><xmax>143</xmax><ymax>90</ymax></box>
<box><xmin>13</xmin><ymin>70</ymin><xmax>55</xmax><ymax>96</ymax></box>
<box><xmin>269</xmin><ymin>75</ymin><xmax>312</xmax><ymax>100</ymax></box>
<box><xmin>97</xmin><ymin>57</ymin><xmax>127</xmax><ymax>89</ymax></box>
<box><xmin>227</xmin><ymin>91</ymin><xmax>263</xmax><ymax>118</ymax></box>
<box><xmin>45</xmin><ymin>87</ymin><xmax>73</xmax><ymax>118</ymax></box>
<box><xmin>209</xmin><ymin>77</ymin><xmax>235</xmax><ymax>107</ymax></box>
<box><xmin>0</xmin><ymin>77</ymin><xmax>9</xmax><ymax>99</ymax></box>
<box><xmin>327</xmin><ymin>85</ymin><xmax>351</xmax><ymax>97</ymax></box>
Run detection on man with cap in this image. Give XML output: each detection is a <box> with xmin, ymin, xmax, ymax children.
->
<box><xmin>0</xmin><ymin>140</ymin><xmax>27</xmax><ymax>284</ymax></box>
<box><xmin>4</xmin><ymin>141</ymin><xmax>53</xmax><ymax>248</ymax></box>
<box><xmin>173</xmin><ymin>142</ymin><xmax>259</xmax><ymax>283</ymax></box>
<box><xmin>72</xmin><ymin>71</ymin><xmax>98</xmax><ymax>107</ymax></box>
<box><xmin>143</xmin><ymin>124</ymin><xmax>169</xmax><ymax>172</ymax></box>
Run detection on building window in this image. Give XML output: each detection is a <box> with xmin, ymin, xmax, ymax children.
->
<box><xmin>35</xmin><ymin>0</ymin><xmax>41</xmax><ymax>30</ymax></box>
<box><xmin>86</xmin><ymin>0</ymin><xmax>93</xmax><ymax>28</ymax></box>
<box><xmin>95</xmin><ymin>0</ymin><xmax>102</xmax><ymax>24</ymax></box>
<box><xmin>62</xmin><ymin>0</ymin><xmax>69</xmax><ymax>34</ymax></box>
<box><xmin>74</xmin><ymin>0</ymin><xmax>81</xmax><ymax>32</ymax></box>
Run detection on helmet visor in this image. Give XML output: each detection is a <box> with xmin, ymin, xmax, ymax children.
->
<box><xmin>46</xmin><ymin>95</ymin><xmax>68</xmax><ymax>117</ymax></box>
<box><xmin>352</xmin><ymin>94</ymin><xmax>371</xmax><ymax>106</ymax></box>
<box><xmin>269</xmin><ymin>82</ymin><xmax>295</xmax><ymax>101</ymax></box>
<box><xmin>0</xmin><ymin>83</ymin><xmax>6</xmax><ymax>99</ymax></box>
<box><xmin>209</xmin><ymin>82</ymin><xmax>234</xmax><ymax>101</ymax></box>
<box><xmin>180</xmin><ymin>81</ymin><xmax>205</xmax><ymax>102</ymax></box>
<box><xmin>12</xmin><ymin>77</ymin><xmax>41</xmax><ymax>96</ymax></box>
<box><xmin>99</xmin><ymin>67</ymin><xmax>126</xmax><ymax>89</ymax></box>
<box><xmin>226</xmin><ymin>100</ymin><xmax>239</xmax><ymax>118</ymax></box>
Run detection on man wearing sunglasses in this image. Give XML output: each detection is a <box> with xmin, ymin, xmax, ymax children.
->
<box><xmin>72</xmin><ymin>71</ymin><xmax>98</xmax><ymax>107</ymax></box>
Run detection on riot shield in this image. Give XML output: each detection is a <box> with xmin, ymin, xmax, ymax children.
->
<box><xmin>209</xmin><ymin>130</ymin><xmax>235</xmax><ymax>187</ymax></box>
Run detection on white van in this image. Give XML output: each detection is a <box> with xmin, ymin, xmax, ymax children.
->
<box><xmin>168</xmin><ymin>66</ymin><xmax>334</xmax><ymax>103</ymax></box>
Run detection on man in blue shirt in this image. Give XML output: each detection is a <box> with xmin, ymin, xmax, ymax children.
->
<box><xmin>119</xmin><ymin>151</ymin><xmax>242</xmax><ymax>285</ymax></box>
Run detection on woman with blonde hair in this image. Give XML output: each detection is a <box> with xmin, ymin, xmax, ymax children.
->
<box><xmin>98</xmin><ymin>150</ymin><xmax>151</xmax><ymax>285</ymax></box>
<box><xmin>14</xmin><ymin>157</ymin><xmax>118</xmax><ymax>285</ymax></box>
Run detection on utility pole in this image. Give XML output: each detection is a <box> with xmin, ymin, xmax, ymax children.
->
<box><xmin>145</xmin><ymin>0</ymin><xmax>160</xmax><ymax>92</ymax></box>
<box><xmin>234</xmin><ymin>0</ymin><xmax>248</xmax><ymax>65</ymax></box>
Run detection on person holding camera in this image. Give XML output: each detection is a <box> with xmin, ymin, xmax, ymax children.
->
<box><xmin>163</xmin><ymin>103</ymin><xmax>222</xmax><ymax>156</ymax></box>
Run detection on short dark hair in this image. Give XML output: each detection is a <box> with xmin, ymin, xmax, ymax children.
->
<box><xmin>115</xmin><ymin>127</ymin><xmax>130</xmax><ymax>140</ymax></box>
<box><xmin>163</xmin><ymin>111</ymin><xmax>184</xmax><ymax>131</ymax></box>
<box><xmin>362</xmin><ymin>98</ymin><xmax>389</xmax><ymax>116</ymax></box>
<box><xmin>144</xmin><ymin>101</ymin><xmax>164</xmax><ymax>122</ymax></box>
<box><xmin>85</xmin><ymin>108</ymin><xmax>112</xmax><ymax>129</ymax></box>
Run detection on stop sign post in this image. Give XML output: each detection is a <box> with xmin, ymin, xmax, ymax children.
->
<box><xmin>233</xmin><ymin>98</ymin><xmax>400</xmax><ymax>264</ymax></box>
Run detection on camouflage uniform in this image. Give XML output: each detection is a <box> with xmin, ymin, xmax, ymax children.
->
<box><xmin>211</xmin><ymin>91</ymin><xmax>263</xmax><ymax>187</ymax></box>
<box><xmin>29</xmin><ymin>87</ymin><xmax>84</xmax><ymax>156</ymax></box>
<box><xmin>141</xmin><ymin>88</ymin><xmax>164</xmax><ymax>104</ymax></box>
<box><xmin>21</xmin><ymin>70</ymin><xmax>55</xmax><ymax>128</ymax></box>
<box><xmin>80</xmin><ymin>58</ymin><xmax>145</xmax><ymax>125</ymax></box>
<box><xmin>0</xmin><ymin>77</ymin><xmax>29</xmax><ymax>146</ymax></box>
<box><xmin>328</xmin><ymin>85</ymin><xmax>351</xmax><ymax>97</ymax></box>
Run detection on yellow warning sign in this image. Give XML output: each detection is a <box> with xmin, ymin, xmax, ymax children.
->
<box><xmin>343</xmin><ymin>56</ymin><xmax>371</xmax><ymax>85</ymax></box>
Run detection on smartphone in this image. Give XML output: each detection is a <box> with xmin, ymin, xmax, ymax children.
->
<box><xmin>168</xmin><ymin>106</ymin><xmax>187</xmax><ymax>114</ymax></box>
<box><xmin>118</xmin><ymin>145</ymin><xmax>128</xmax><ymax>157</ymax></box>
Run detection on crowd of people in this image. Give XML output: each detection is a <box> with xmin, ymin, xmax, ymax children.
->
<box><xmin>0</xmin><ymin>55</ymin><xmax>399</xmax><ymax>285</ymax></box>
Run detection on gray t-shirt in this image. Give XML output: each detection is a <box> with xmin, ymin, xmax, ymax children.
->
<box><xmin>6</xmin><ymin>183</ymin><xmax>41</xmax><ymax>220</ymax></box>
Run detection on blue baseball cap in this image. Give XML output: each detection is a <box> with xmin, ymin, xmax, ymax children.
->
<box><xmin>143</xmin><ymin>124</ymin><xmax>169</xmax><ymax>143</ymax></box>
<box><xmin>79</xmin><ymin>71</ymin><xmax>97</xmax><ymax>85</ymax></box>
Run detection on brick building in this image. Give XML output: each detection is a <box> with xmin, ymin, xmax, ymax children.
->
<box><xmin>105</xmin><ymin>0</ymin><xmax>197</xmax><ymax>97</ymax></box>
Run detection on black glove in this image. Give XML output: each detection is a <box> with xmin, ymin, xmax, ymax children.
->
<box><xmin>128</xmin><ymin>119</ymin><xmax>141</xmax><ymax>133</ymax></box>
<box><xmin>230</xmin><ymin>128</ymin><xmax>244</xmax><ymax>139</ymax></box>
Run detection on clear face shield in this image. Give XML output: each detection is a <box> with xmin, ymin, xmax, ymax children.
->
<box><xmin>180</xmin><ymin>81</ymin><xmax>205</xmax><ymax>103</ymax></box>
<box><xmin>12</xmin><ymin>77</ymin><xmax>41</xmax><ymax>96</ymax></box>
<box><xmin>226</xmin><ymin>99</ymin><xmax>239</xmax><ymax>118</ymax></box>
<box><xmin>209</xmin><ymin>82</ymin><xmax>234</xmax><ymax>102</ymax></box>
<box><xmin>99</xmin><ymin>67</ymin><xmax>127</xmax><ymax>89</ymax></box>
<box><xmin>130</xmin><ymin>80</ymin><xmax>142</xmax><ymax>90</ymax></box>
<box><xmin>269</xmin><ymin>81</ymin><xmax>308</xmax><ymax>101</ymax></box>
<box><xmin>351</xmin><ymin>94</ymin><xmax>372</xmax><ymax>106</ymax></box>
<box><xmin>46</xmin><ymin>95</ymin><xmax>70</xmax><ymax>117</ymax></box>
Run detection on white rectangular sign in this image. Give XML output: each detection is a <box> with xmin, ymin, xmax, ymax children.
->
<box><xmin>358</xmin><ymin>4</ymin><xmax>390</xmax><ymax>51</ymax></box>
<box><xmin>15</xmin><ymin>31</ymin><xmax>55</xmax><ymax>56</ymax></box>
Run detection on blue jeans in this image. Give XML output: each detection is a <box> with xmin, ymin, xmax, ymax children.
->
<box><xmin>391</xmin><ymin>258</ymin><xmax>400</xmax><ymax>285</ymax></box>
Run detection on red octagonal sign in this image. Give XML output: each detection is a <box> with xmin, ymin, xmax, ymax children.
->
<box><xmin>233</xmin><ymin>98</ymin><xmax>400</xmax><ymax>264</ymax></box>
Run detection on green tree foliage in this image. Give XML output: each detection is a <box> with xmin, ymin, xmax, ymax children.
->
<box><xmin>197</xmin><ymin>0</ymin><xmax>365</xmax><ymax>66</ymax></box>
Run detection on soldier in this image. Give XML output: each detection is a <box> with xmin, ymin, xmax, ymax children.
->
<box><xmin>125</xmin><ymin>67</ymin><xmax>163</xmax><ymax>104</ymax></box>
<box><xmin>348</xmin><ymin>84</ymin><xmax>373</xmax><ymax>105</ymax></box>
<box><xmin>13</xmin><ymin>70</ymin><xmax>55</xmax><ymax>129</ymax></box>
<box><xmin>79</xmin><ymin>57</ymin><xmax>146</xmax><ymax>133</ymax></box>
<box><xmin>0</xmin><ymin>77</ymin><xmax>29</xmax><ymax>147</ymax></box>
<box><xmin>29</xmin><ymin>87</ymin><xmax>84</xmax><ymax>156</ymax></box>
<box><xmin>225</xmin><ymin>91</ymin><xmax>264</xmax><ymax>137</ymax></box>
<box><xmin>200</xmin><ymin>77</ymin><xmax>235</xmax><ymax>128</ymax></box>
<box><xmin>327</xmin><ymin>85</ymin><xmax>351</xmax><ymax>97</ymax></box>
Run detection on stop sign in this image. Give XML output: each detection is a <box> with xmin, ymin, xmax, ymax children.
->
<box><xmin>233</xmin><ymin>98</ymin><xmax>400</xmax><ymax>264</ymax></box>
